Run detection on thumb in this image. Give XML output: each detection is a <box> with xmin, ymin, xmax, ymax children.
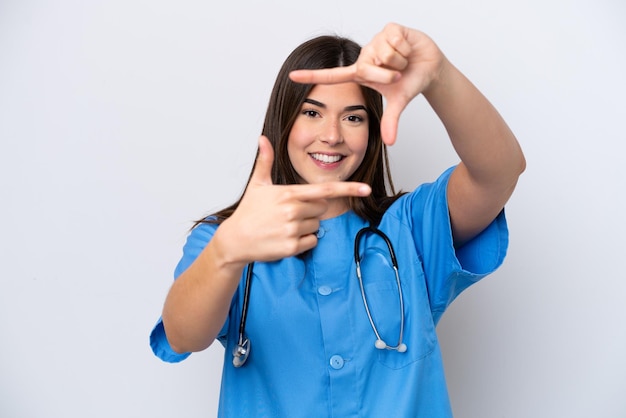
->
<box><xmin>249</xmin><ymin>135</ymin><xmax>275</xmax><ymax>186</ymax></box>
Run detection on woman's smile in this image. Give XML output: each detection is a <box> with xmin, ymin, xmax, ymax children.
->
<box><xmin>309</xmin><ymin>152</ymin><xmax>345</xmax><ymax>165</ymax></box>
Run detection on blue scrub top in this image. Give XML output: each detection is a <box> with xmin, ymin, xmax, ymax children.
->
<box><xmin>150</xmin><ymin>167</ymin><xmax>509</xmax><ymax>417</ymax></box>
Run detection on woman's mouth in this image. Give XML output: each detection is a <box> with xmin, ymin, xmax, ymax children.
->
<box><xmin>310</xmin><ymin>153</ymin><xmax>344</xmax><ymax>164</ymax></box>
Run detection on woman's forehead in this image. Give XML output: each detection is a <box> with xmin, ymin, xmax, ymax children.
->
<box><xmin>305</xmin><ymin>83</ymin><xmax>366</xmax><ymax>106</ymax></box>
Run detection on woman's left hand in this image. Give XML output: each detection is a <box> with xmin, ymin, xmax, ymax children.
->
<box><xmin>289</xmin><ymin>22</ymin><xmax>446</xmax><ymax>145</ymax></box>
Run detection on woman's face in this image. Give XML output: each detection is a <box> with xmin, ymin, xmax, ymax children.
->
<box><xmin>287</xmin><ymin>82</ymin><xmax>369</xmax><ymax>185</ymax></box>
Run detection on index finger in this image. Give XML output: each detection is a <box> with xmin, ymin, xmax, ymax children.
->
<box><xmin>289</xmin><ymin>65</ymin><xmax>356</xmax><ymax>85</ymax></box>
<box><xmin>290</xmin><ymin>63</ymin><xmax>402</xmax><ymax>88</ymax></box>
<box><xmin>289</xmin><ymin>181</ymin><xmax>372</xmax><ymax>201</ymax></box>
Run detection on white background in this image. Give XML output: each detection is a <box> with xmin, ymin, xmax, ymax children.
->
<box><xmin>1</xmin><ymin>0</ymin><xmax>625</xmax><ymax>417</ymax></box>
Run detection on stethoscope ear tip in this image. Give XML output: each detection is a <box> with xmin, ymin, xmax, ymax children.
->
<box><xmin>375</xmin><ymin>339</ymin><xmax>408</xmax><ymax>352</ymax></box>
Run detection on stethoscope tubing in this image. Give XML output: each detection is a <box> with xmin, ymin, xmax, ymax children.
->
<box><xmin>233</xmin><ymin>226</ymin><xmax>407</xmax><ymax>367</ymax></box>
<box><xmin>232</xmin><ymin>262</ymin><xmax>253</xmax><ymax>367</ymax></box>
<box><xmin>354</xmin><ymin>226</ymin><xmax>406</xmax><ymax>352</ymax></box>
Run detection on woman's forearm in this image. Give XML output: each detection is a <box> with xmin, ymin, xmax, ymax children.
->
<box><xmin>424</xmin><ymin>58</ymin><xmax>526</xmax><ymax>244</ymax></box>
<box><xmin>161</xmin><ymin>226</ymin><xmax>246</xmax><ymax>354</ymax></box>
<box><xmin>424</xmin><ymin>58</ymin><xmax>525</xmax><ymax>184</ymax></box>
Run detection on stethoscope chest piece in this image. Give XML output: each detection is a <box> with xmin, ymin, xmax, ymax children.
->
<box><xmin>232</xmin><ymin>338</ymin><xmax>250</xmax><ymax>368</ymax></box>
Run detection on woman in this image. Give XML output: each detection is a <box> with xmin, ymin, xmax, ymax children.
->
<box><xmin>151</xmin><ymin>22</ymin><xmax>525</xmax><ymax>417</ymax></box>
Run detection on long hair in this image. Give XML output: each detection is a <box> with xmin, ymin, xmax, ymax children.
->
<box><xmin>197</xmin><ymin>35</ymin><xmax>404</xmax><ymax>227</ymax></box>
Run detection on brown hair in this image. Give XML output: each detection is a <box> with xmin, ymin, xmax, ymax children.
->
<box><xmin>197</xmin><ymin>34</ymin><xmax>404</xmax><ymax>227</ymax></box>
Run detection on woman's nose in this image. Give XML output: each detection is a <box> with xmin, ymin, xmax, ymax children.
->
<box><xmin>319</xmin><ymin>120</ymin><xmax>343</xmax><ymax>145</ymax></box>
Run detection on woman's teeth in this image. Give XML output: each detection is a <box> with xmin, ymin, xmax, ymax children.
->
<box><xmin>311</xmin><ymin>153</ymin><xmax>342</xmax><ymax>163</ymax></box>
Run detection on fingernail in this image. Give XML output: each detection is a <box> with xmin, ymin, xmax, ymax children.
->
<box><xmin>359</xmin><ymin>185</ymin><xmax>372</xmax><ymax>195</ymax></box>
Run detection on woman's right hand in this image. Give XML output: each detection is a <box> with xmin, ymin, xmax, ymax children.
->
<box><xmin>214</xmin><ymin>136</ymin><xmax>371</xmax><ymax>266</ymax></box>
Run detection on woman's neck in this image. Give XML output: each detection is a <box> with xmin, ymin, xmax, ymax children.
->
<box><xmin>321</xmin><ymin>197</ymin><xmax>350</xmax><ymax>220</ymax></box>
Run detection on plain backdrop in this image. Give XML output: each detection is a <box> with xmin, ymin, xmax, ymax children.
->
<box><xmin>1</xmin><ymin>0</ymin><xmax>625</xmax><ymax>417</ymax></box>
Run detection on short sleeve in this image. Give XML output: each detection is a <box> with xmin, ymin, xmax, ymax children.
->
<box><xmin>150</xmin><ymin>320</ymin><xmax>191</xmax><ymax>363</ymax></box>
<box><xmin>149</xmin><ymin>221</ymin><xmax>220</xmax><ymax>363</ymax></box>
<box><xmin>402</xmin><ymin>166</ymin><xmax>509</xmax><ymax>323</ymax></box>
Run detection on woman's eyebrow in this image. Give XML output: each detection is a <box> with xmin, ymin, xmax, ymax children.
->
<box><xmin>303</xmin><ymin>98</ymin><xmax>367</xmax><ymax>112</ymax></box>
<box><xmin>303</xmin><ymin>98</ymin><xmax>325</xmax><ymax>108</ymax></box>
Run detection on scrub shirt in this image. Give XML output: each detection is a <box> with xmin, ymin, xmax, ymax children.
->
<box><xmin>150</xmin><ymin>167</ymin><xmax>509</xmax><ymax>417</ymax></box>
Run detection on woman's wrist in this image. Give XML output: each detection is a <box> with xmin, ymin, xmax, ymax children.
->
<box><xmin>208</xmin><ymin>219</ymin><xmax>250</xmax><ymax>275</ymax></box>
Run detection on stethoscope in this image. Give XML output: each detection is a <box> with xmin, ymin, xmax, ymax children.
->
<box><xmin>232</xmin><ymin>226</ymin><xmax>407</xmax><ymax>368</ymax></box>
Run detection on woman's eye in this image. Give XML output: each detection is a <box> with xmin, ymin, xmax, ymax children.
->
<box><xmin>302</xmin><ymin>109</ymin><xmax>319</xmax><ymax>118</ymax></box>
<box><xmin>346</xmin><ymin>115</ymin><xmax>364</xmax><ymax>123</ymax></box>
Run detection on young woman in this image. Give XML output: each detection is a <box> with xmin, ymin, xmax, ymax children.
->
<box><xmin>151</xmin><ymin>23</ymin><xmax>525</xmax><ymax>417</ymax></box>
